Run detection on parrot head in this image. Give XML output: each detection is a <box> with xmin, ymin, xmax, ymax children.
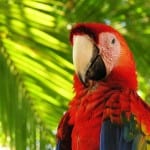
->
<box><xmin>70</xmin><ymin>23</ymin><xmax>137</xmax><ymax>90</ymax></box>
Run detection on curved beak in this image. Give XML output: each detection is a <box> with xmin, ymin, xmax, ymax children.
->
<box><xmin>73</xmin><ymin>35</ymin><xmax>106</xmax><ymax>85</ymax></box>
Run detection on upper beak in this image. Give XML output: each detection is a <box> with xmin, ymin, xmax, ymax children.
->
<box><xmin>73</xmin><ymin>35</ymin><xmax>106</xmax><ymax>85</ymax></box>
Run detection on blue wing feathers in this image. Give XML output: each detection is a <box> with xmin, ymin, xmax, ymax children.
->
<box><xmin>119</xmin><ymin>127</ymin><xmax>132</xmax><ymax>150</ymax></box>
<box><xmin>100</xmin><ymin>119</ymin><xmax>147</xmax><ymax>150</ymax></box>
<box><xmin>100</xmin><ymin>119</ymin><xmax>132</xmax><ymax>150</ymax></box>
<box><xmin>56</xmin><ymin>141</ymin><xmax>60</xmax><ymax>150</ymax></box>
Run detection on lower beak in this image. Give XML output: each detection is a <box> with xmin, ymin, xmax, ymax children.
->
<box><xmin>85</xmin><ymin>53</ymin><xmax>106</xmax><ymax>83</ymax></box>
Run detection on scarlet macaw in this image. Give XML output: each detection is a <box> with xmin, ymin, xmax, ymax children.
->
<box><xmin>56</xmin><ymin>23</ymin><xmax>150</xmax><ymax>150</ymax></box>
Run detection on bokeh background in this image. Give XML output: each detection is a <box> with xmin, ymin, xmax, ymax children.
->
<box><xmin>0</xmin><ymin>0</ymin><xmax>150</xmax><ymax>149</ymax></box>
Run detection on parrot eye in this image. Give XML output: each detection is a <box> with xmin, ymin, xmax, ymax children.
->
<box><xmin>111</xmin><ymin>38</ymin><xmax>115</xmax><ymax>44</ymax></box>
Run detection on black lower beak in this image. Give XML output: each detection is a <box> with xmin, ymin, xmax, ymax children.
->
<box><xmin>85</xmin><ymin>54</ymin><xmax>106</xmax><ymax>82</ymax></box>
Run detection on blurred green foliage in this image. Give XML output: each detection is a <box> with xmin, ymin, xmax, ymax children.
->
<box><xmin>0</xmin><ymin>0</ymin><xmax>150</xmax><ymax>149</ymax></box>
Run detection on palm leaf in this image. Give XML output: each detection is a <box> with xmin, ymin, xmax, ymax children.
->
<box><xmin>0</xmin><ymin>0</ymin><xmax>73</xmax><ymax>149</ymax></box>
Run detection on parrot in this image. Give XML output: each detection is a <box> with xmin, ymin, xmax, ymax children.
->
<box><xmin>56</xmin><ymin>23</ymin><xmax>150</xmax><ymax>150</ymax></box>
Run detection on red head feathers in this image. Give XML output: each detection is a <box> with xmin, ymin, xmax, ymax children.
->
<box><xmin>70</xmin><ymin>23</ymin><xmax>137</xmax><ymax>90</ymax></box>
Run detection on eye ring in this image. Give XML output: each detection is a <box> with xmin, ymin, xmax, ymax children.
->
<box><xmin>111</xmin><ymin>38</ymin><xmax>115</xmax><ymax>44</ymax></box>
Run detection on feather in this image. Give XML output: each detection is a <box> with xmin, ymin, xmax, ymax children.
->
<box><xmin>100</xmin><ymin>119</ymin><xmax>132</xmax><ymax>150</ymax></box>
<box><xmin>56</xmin><ymin>141</ymin><xmax>60</xmax><ymax>150</ymax></box>
<box><xmin>100</xmin><ymin>119</ymin><xmax>149</xmax><ymax>150</ymax></box>
<box><xmin>132</xmin><ymin>134</ymin><xmax>147</xmax><ymax>150</ymax></box>
<box><xmin>56</xmin><ymin>112</ymin><xmax>72</xmax><ymax>150</ymax></box>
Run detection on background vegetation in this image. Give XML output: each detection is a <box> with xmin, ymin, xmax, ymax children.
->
<box><xmin>0</xmin><ymin>0</ymin><xmax>150</xmax><ymax>149</ymax></box>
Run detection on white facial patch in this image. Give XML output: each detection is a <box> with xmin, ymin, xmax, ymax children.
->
<box><xmin>73</xmin><ymin>35</ymin><xmax>94</xmax><ymax>82</ymax></box>
<box><xmin>98</xmin><ymin>32</ymin><xmax>121</xmax><ymax>75</ymax></box>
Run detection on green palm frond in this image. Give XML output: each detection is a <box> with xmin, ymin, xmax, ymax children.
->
<box><xmin>0</xmin><ymin>0</ymin><xmax>73</xmax><ymax>149</ymax></box>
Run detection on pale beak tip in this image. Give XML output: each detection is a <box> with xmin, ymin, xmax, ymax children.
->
<box><xmin>78</xmin><ymin>72</ymin><xmax>86</xmax><ymax>85</ymax></box>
